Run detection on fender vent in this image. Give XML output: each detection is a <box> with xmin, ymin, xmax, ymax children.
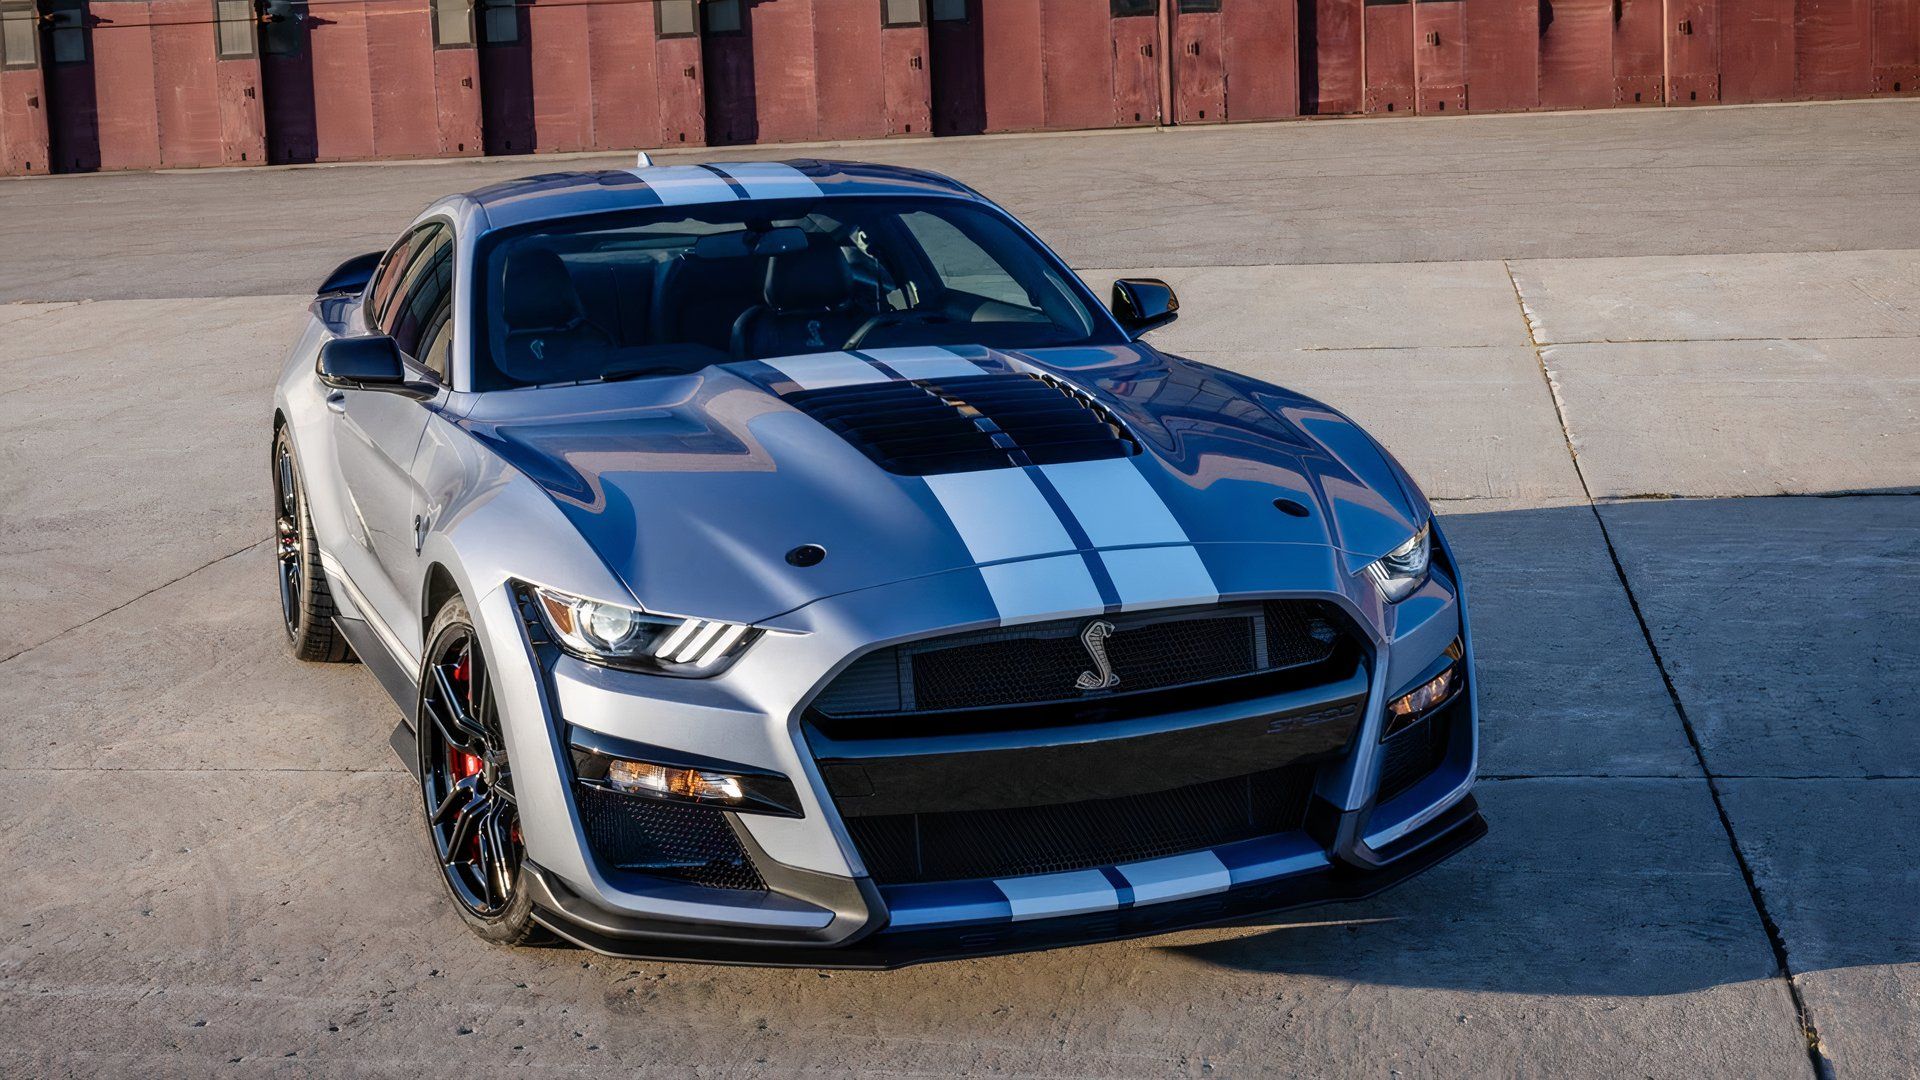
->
<box><xmin>783</xmin><ymin>373</ymin><xmax>1139</xmax><ymax>476</ymax></box>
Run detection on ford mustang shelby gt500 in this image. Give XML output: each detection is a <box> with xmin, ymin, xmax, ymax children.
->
<box><xmin>271</xmin><ymin>159</ymin><xmax>1483</xmax><ymax>965</ymax></box>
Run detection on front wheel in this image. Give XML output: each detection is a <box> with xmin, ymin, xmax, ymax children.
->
<box><xmin>417</xmin><ymin>597</ymin><xmax>543</xmax><ymax>945</ymax></box>
<box><xmin>272</xmin><ymin>427</ymin><xmax>349</xmax><ymax>662</ymax></box>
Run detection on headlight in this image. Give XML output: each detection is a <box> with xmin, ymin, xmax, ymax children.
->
<box><xmin>1362</xmin><ymin>523</ymin><xmax>1432</xmax><ymax>603</ymax></box>
<box><xmin>528</xmin><ymin>584</ymin><xmax>758</xmax><ymax>676</ymax></box>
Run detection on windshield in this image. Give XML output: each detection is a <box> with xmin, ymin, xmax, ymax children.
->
<box><xmin>471</xmin><ymin>196</ymin><xmax>1119</xmax><ymax>390</ymax></box>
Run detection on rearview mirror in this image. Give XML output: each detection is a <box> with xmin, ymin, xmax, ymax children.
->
<box><xmin>1111</xmin><ymin>278</ymin><xmax>1179</xmax><ymax>338</ymax></box>
<box><xmin>318</xmin><ymin>336</ymin><xmax>406</xmax><ymax>388</ymax></box>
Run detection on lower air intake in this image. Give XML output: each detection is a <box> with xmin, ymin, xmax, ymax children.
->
<box><xmin>574</xmin><ymin>783</ymin><xmax>766</xmax><ymax>891</ymax></box>
<box><xmin>843</xmin><ymin>764</ymin><xmax>1316</xmax><ymax>885</ymax></box>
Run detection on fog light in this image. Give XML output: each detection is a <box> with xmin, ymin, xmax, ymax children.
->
<box><xmin>607</xmin><ymin>759</ymin><xmax>745</xmax><ymax>803</ymax></box>
<box><xmin>1386</xmin><ymin>667</ymin><xmax>1455</xmax><ymax>732</ymax></box>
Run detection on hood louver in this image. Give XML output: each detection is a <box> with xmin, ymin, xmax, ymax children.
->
<box><xmin>783</xmin><ymin>373</ymin><xmax>1141</xmax><ymax>476</ymax></box>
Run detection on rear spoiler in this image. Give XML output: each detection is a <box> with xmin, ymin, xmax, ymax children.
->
<box><xmin>317</xmin><ymin>250</ymin><xmax>383</xmax><ymax>298</ymax></box>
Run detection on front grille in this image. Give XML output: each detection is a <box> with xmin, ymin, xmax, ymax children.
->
<box><xmin>845</xmin><ymin>764</ymin><xmax>1316</xmax><ymax>885</ymax></box>
<box><xmin>812</xmin><ymin>601</ymin><xmax>1348</xmax><ymax>737</ymax></box>
<box><xmin>783</xmin><ymin>372</ymin><xmax>1138</xmax><ymax>476</ymax></box>
<box><xmin>574</xmin><ymin>784</ymin><xmax>766</xmax><ymax>891</ymax></box>
<box><xmin>1377</xmin><ymin>711</ymin><xmax>1452</xmax><ymax>804</ymax></box>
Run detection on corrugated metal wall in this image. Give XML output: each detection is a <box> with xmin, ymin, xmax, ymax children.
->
<box><xmin>1</xmin><ymin>0</ymin><xmax>1915</xmax><ymax>176</ymax></box>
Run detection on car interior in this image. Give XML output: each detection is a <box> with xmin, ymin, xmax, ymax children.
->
<box><xmin>475</xmin><ymin>200</ymin><xmax>1104</xmax><ymax>390</ymax></box>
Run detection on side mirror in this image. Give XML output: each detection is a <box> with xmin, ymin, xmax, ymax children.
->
<box><xmin>318</xmin><ymin>336</ymin><xmax>406</xmax><ymax>388</ymax></box>
<box><xmin>317</xmin><ymin>250</ymin><xmax>383</xmax><ymax>297</ymax></box>
<box><xmin>1111</xmin><ymin>278</ymin><xmax>1179</xmax><ymax>337</ymax></box>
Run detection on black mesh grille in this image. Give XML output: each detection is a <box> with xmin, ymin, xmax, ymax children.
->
<box><xmin>812</xmin><ymin>601</ymin><xmax>1346</xmax><ymax>727</ymax></box>
<box><xmin>574</xmin><ymin>784</ymin><xmax>766</xmax><ymax>891</ymax></box>
<box><xmin>782</xmin><ymin>372</ymin><xmax>1138</xmax><ymax>476</ymax></box>
<box><xmin>845</xmin><ymin>765</ymin><xmax>1316</xmax><ymax>885</ymax></box>
<box><xmin>1378</xmin><ymin>713</ymin><xmax>1451</xmax><ymax>804</ymax></box>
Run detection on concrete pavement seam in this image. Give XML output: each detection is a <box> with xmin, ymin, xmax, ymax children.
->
<box><xmin>1502</xmin><ymin>258</ymin><xmax>1837</xmax><ymax>1079</ymax></box>
<box><xmin>0</xmin><ymin>538</ymin><xmax>267</xmax><ymax>667</ymax></box>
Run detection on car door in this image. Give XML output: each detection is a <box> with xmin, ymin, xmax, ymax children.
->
<box><xmin>327</xmin><ymin>220</ymin><xmax>455</xmax><ymax>662</ymax></box>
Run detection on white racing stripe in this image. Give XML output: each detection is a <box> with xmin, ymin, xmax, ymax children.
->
<box><xmin>625</xmin><ymin>164</ymin><xmax>738</xmax><ymax>205</ymax></box>
<box><xmin>861</xmin><ymin>345</ymin><xmax>987</xmax><ymax>381</ymax></box>
<box><xmin>760</xmin><ymin>351</ymin><xmax>890</xmax><ymax>391</ymax></box>
<box><xmin>1115</xmin><ymin>850</ymin><xmax>1232</xmax><ymax>906</ymax></box>
<box><xmin>926</xmin><ymin>467</ymin><xmax>1105</xmax><ymax>624</ymax></box>
<box><xmin>1099</xmin><ymin>546</ymin><xmax>1218</xmax><ymax>611</ymax></box>
<box><xmin>924</xmin><ymin>469</ymin><xmax>1075</xmax><ymax>563</ymax></box>
<box><xmin>996</xmin><ymin>869</ymin><xmax>1119</xmax><ymax>922</ymax></box>
<box><xmin>979</xmin><ymin>555</ymin><xmax>1106</xmax><ymax>626</ymax></box>
<box><xmin>709</xmin><ymin>161</ymin><xmax>824</xmax><ymax>200</ymax></box>
<box><xmin>1042</xmin><ymin>456</ymin><xmax>1218</xmax><ymax>609</ymax></box>
<box><xmin>1041</xmin><ymin>457</ymin><xmax>1188</xmax><ymax>547</ymax></box>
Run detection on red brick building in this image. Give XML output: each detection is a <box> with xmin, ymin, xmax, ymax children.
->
<box><xmin>0</xmin><ymin>0</ymin><xmax>1914</xmax><ymax>176</ymax></box>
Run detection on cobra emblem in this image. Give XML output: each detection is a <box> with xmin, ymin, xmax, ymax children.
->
<box><xmin>1073</xmin><ymin>619</ymin><xmax>1120</xmax><ymax>692</ymax></box>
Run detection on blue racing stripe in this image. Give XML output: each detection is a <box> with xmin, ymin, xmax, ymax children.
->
<box><xmin>1024</xmin><ymin>466</ymin><xmax>1121</xmax><ymax>610</ymax></box>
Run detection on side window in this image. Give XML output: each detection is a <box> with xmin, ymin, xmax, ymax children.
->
<box><xmin>655</xmin><ymin>0</ymin><xmax>696</xmax><ymax>36</ymax></box>
<box><xmin>43</xmin><ymin>0</ymin><xmax>86</xmax><ymax>64</ymax></box>
<box><xmin>416</xmin><ymin>300</ymin><xmax>456</xmax><ymax>381</ymax></box>
<box><xmin>386</xmin><ymin>229</ymin><xmax>456</xmax><ymax>371</ymax></box>
<box><xmin>881</xmin><ymin>0</ymin><xmax>923</xmax><ymax>27</ymax></box>
<box><xmin>703</xmin><ymin>0</ymin><xmax>742</xmax><ymax>34</ymax></box>
<box><xmin>431</xmin><ymin>0</ymin><xmax>472</xmax><ymax>47</ymax></box>
<box><xmin>213</xmin><ymin>0</ymin><xmax>257</xmax><ymax>59</ymax></box>
<box><xmin>478</xmin><ymin>0</ymin><xmax>517</xmax><ymax>44</ymax></box>
<box><xmin>365</xmin><ymin>224</ymin><xmax>438</xmax><ymax>329</ymax></box>
<box><xmin>0</xmin><ymin>0</ymin><xmax>38</xmax><ymax>70</ymax></box>
<box><xmin>898</xmin><ymin>211</ymin><xmax>1028</xmax><ymax>308</ymax></box>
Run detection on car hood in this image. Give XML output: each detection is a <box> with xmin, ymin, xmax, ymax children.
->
<box><xmin>455</xmin><ymin>344</ymin><xmax>1427</xmax><ymax>625</ymax></box>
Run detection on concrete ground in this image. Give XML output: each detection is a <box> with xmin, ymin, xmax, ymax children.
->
<box><xmin>1</xmin><ymin>99</ymin><xmax>1915</xmax><ymax>1077</ymax></box>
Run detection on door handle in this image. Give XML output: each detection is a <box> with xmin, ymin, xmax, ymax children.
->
<box><xmin>325</xmin><ymin>391</ymin><xmax>347</xmax><ymax>414</ymax></box>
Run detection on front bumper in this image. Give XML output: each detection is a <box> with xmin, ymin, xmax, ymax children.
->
<box><xmin>524</xmin><ymin>793</ymin><xmax>1485</xmax><ymax>968</ymax></box>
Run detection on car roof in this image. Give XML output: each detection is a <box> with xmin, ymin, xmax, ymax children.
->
<box><xmin>454</xmin><ymin>159</ymin><xmax>987</xmax><ymax>231</ymax></box>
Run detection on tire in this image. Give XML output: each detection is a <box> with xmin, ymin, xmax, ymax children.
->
<box><xmin>272</xmin><ymin>426</ymin><xmax>350</xmax><ymax>663</ymax></box>
<box><xmin>417</xmin><ymin>597</ymin><xmax>544</xmax><ymax>946</ymax></box>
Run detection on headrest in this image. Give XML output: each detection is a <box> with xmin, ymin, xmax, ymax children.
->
<box><xmin>503</xmin><ymin>248</ymin><xmax>583</xmax><ymax>329</ymax></box>
<box><xmin>763</xmin><ymin>245</ymin><xmax>849</xmax><ymax>311</ymax></box>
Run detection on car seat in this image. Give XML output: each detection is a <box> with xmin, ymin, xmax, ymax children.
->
<box><xmin>499</xmin><ymin>248</ymin><xmax>613</xmax><ymax>384</ymax></box>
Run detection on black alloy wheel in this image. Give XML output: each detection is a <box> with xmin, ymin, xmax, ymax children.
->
<box><xmin>418</xmin><ymin>598</ymin><xmax>541</xmax><ymax>943</ymax></box>
<box><xmin>272</xmin><ymin>427</ymin><xmax>348</xmax><ymax>662</ymax></box>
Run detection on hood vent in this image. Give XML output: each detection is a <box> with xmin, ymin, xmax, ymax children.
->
<box><xmin>784</xmin><ymin>373</ymin><xmax>1140</xmax><ymax>477</ymax></box>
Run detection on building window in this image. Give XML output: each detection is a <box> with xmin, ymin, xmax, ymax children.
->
<box><xmin>702</xmin><ymin>0</ymin><xmax>740</xmax><ymax>34</ymax></box>
<box><xmin>477</xmin><ymin>0</ymin><xmax>516</xmax><ymax>45</ymax></box>
<box><xmin>881</xmin><ymin>0</ymin><xmax>922</xmax><ymax>26</ymax></box>
<box><xmin>431</xmin><ymin>0</ymin><xmax>471</xmax><ymax>47</ymax></box>
<box><xmin>213</xmin><ymin>0</ymin><xmax>256</xmax><ymax>59</ymax></box>
<box><xmin>43</xmin><ymin>0</ymin><xmax>86</xmax><ymax>64</ymax></box>
<box><xmin>0</xmin><ymin>0</ymin><xmax>37</xmax><ymax>70</ymax></box>
<box><xmin>1110</xmin><ymin>0</ymin><xmax>1157</xmax><ymax>16</ymax></box>
<box><xmin>655</xmin><ymin>0</ymin><xmax>695</xmax><ymax>37</ymax></box>
<box><xmin>261</xmin><ymin>0</ymin><xmax>303</xmax><ymax>55</ymax></box>
<box><xmin>1177</xmin><ymin>0</ymin><xmax>1221</xmax><ymax>10</ymax></box>
<box><xmin>928</xmin><ymin>0</ymin><xmax>965</xmax><ymax>20</ymax></box>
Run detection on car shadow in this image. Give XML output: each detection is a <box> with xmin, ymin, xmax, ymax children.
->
<box><xmin>1161</xmin><ymin>491</ymin><xmax>1919</xmax><ymax>996</ymax></box>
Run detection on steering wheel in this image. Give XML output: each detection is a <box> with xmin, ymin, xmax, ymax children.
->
<box><xmin>845</xmin><ymin>309</ymin><xmax>952</xmax><ymax>350</ymax></box>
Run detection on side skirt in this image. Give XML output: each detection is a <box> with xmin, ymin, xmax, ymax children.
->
<box><xmin>334</xmin><ymin>613</ymin><xmax>422</xmax><ymax>777</ymax></box>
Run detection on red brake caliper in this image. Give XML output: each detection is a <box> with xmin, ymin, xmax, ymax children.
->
<box><xmin>446</xmin><ymin>653</ymin><xmax>484</xmax><ymax>857</ymax></box>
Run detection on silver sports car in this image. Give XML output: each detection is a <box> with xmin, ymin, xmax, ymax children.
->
<box><xmin>271</xmin><ymin>159</ymin><xmax>1483</xmax><ymax>965</ymax></box>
